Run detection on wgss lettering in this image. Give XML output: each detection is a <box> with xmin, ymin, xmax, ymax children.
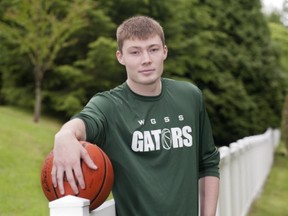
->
<box><xmin>131</xmin><ymin>126</ymin><xmax>192</xmax><ymax>152</ymax></box>
<box><xmin>137</xmin><ymin>115</ymin><xmax>184</xmax><ymax>125</ymax></box>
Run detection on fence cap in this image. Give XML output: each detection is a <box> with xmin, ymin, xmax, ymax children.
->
<box><xmin>49</xmin><ymin>195</ymin><xmax>90</xmax><ymax>208</ymax></box>
<box><xmin>219</xmin><ymin>146</ymin><xmax>230</xmax><ymax>159</ymax></box>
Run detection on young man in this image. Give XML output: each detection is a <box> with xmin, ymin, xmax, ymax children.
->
<box><xmin>52</xmin><ymin>16</ymin><xmax>220</xmax><ymax>216</ymax></box>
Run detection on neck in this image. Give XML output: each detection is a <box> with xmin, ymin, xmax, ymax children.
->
<box><xmin>127</xmin><ymin>79</ymin><xmax>162</xmax><ymax>96</ymax></box>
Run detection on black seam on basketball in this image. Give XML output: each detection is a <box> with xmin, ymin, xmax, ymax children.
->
<box><xmin>90</xmin><ymin>148</ymin><xmax>107</xmax><ymax>207</ymax></box>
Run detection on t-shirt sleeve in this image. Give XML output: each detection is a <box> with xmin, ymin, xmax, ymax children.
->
<box><xmin>198</xmin><ymin>92</ymin><xmax>220</xmax><ymax>178</ymax></box>
<box><xmin>71</xmin><ymin>95</ymin><xmax>109</xmax><ymax>147</ymax></box>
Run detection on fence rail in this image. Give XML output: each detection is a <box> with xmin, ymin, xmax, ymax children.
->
<box><xmin>49</xmin><ymin>128</ymin><xmax>281</xmax><ymax>216</ymax></box>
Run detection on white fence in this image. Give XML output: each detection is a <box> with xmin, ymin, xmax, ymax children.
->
<box><xmin>49</xmin><ymin>128</ymin><xmax>281</xmax><ymax>216</ymax></box>
<box><xmin>216</xmin><ymin>128</ymin><xmax>280</xmax><ymax>216</ymax></box>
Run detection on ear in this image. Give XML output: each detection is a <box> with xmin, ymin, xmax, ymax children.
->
<box><xmin>116</xmin><ymin>50</ymin><xmax>125</xmax><ymax>65</ymax></box>
<box><xmin>163</xmin><ymin>45</ymin><xmax>168</xmax><ymax>60</ymax></box>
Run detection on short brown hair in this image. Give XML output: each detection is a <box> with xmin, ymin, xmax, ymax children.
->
<box><xmin>116</xmin><ymin>16</ymin><xmax>165</xmax><ymax>51</ymax></box>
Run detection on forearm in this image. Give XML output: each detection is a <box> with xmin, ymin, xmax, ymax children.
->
<box><xmin>199</xmin><ymin>176</ymin><xmax>219</xmax><ymax>216</ymax></box>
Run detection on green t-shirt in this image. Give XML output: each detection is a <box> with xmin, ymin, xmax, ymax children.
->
<box><xmin>74</xmin><ymin>78</ymin><xmax>220</xmax><ymax>216</ymax></box>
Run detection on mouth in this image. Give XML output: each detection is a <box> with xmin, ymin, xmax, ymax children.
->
<box><xmin>138</xmin><ymin>69</ymin><xmax>155</xmax><ymax>74</ymax></box>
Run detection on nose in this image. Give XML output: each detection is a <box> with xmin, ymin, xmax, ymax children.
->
<box><xmin>141</xmin><ymin>51</ymin><xmax>152</xmax><ymax>64</ymax></box>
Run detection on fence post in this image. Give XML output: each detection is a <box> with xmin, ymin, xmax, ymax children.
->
<box><xmin>218</xmin><ymin>146</ymin><xmax>231</xmax><ymax>216</ymax></box>
<box><xmin>243</xmin><ymin>137</ymin><xmax>253</xmax><ymax>212</ymax></box>
<box><xmin>90</xmin><ymin>199</ymin><xmax>116</xmax><ymax>216</ymax></box>
<box><xmin>229</xmin><ymin>142</ymin><xmax>241</xmax><ymax>216</ymax></box>
<box><xmin>272</xmin><ymin>129</ymin><xmax>281</xmax><ymax>149</ymax></box>
<box><xmin>49</xmin><ymin>195</ymin><xmax>90</xmax><ymax>216</ymax></box>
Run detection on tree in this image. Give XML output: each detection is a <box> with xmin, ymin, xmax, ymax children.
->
<box><xmin>40</xmin><ymin>5</ymin><xmax>116</xmax><ymax>119</ymax></box>
<box><xmin>0</xmin><ymin>0</ymin><xmax>93</xmax><ymax>122</ymax></box>
<box><xmin>269</xmin><ymin>21</ymin><xmax>288</xmax><ymax>76</ymax></box>
<box><xmin>282</xmin><ymin>95</ymin><xmax>288</xmax><ymax>156</ymax></box>
<box><xmin>195</xmin><ymin>0</ymin><xmax>287</xmax><ymax>145</ymax></box>
<box><xmin>268</xmin><ymin>18</ymin><xmax>288</xmax><ymax>154</ymax></box>
<box><xmin>43</xmin><ymin>37</ymin><xmax>125</xmax><ymax>118</ymax></box>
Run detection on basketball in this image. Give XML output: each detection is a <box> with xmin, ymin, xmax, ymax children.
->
<box><xmin>40</xmin><ymin>141</ymin><xmax>114</xmax><ymax>211</ymax></box>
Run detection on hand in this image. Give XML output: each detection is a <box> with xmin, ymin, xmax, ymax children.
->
<box><xmin>51</xmin><ymin>135</ymin><xmax>97</xmax><ymax>195</ymax></box>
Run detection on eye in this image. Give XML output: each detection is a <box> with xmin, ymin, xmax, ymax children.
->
<box><xmin>150</xmin><ymin>47</ymin><xmax>159</xmax><ymax>53</ymax></box>
<box><xmin>129</xmin><ymin>50</ymin><xmax>140</xmax><ymax>55</ymax></box>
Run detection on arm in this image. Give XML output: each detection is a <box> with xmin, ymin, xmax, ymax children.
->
<box><xmin>199</xmin><ymin>176</ymin><xmax>219</xmax><ymax>216</ymax></box>
<box><xmin>198</xmin><ymin>92</ymin><xmax>220</xmax><ymax>215</ymax></box>
<box><xmin>51</xmin><ymin>118</ymin><xmax>97</xmax><ymax>195</ymax></box>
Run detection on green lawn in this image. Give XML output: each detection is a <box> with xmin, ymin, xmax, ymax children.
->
<box><xmin>248</xmin><ymin>141</ymin><xmax>288</xmax><ymax>216</ymax></box>
<box><xmin>0</xmin><ymin>106</ymin><xmax>61</xmax><ymax>216</ymax></box>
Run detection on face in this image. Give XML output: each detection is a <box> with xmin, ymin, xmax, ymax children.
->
<box><xmin>116</xmin><ymin>35</ymin><xmax>168</xmax><ymax>92</ymax></box>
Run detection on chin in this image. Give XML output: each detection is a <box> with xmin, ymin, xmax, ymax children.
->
<box><xmin>140</xmin><ymin>77</ymin><xmax>161</xmax><ymax>85</ymax></box>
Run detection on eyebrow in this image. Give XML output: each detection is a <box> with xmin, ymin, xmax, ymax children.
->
<box><xmin>127</xmin><ymin>44</ymin><xmax>161</xmax><ymax>49</ymax></box>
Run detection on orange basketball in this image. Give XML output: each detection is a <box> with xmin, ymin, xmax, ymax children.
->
<box><xmin>40</xmin><ymin>141</ymin><xmax>114</xmax><ymax>211</ymax></box>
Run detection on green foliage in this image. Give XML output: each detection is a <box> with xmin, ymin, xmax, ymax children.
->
<box><xmin>0</xmin><ymin>0</ymin><xmax>92</xmax><ymax>68</ymax></box>
<box><xmin>203</xmin><ymin>72</ymin><xmax>258</xmax><ymax>144</ymax></box>
<box><xmin>269</xmin><ymin>22</ymin><xmax>288</xmax><ymax>77</ymax></box>
<box><xmin>0</xmin><ymin>0</ymin><xmax>287</xmax><ymax>145</ymax></box>
<box><xmin>0</xmin><ymin>46</ymin><xmax>34</xmax><ymax>108</ymax></box>
<box><xmin>0</xmin><ymin>0</ymin><xmax>96</xmax><ymax>121</ymax></box>
<box><xmin>42</xmin><ymin>65</ymin><xmax>89</xmax><ymax>117</ymax></box>
<box><xmin>268</xmin><ymin>19</ymin><xmax>288</xmax><ymax>153</ymax></box>
<box><xmin>185</xmin><ymin>0</ymin><xmax>287</xmax><ymax>144</ymax></box>
<box><xmin>281</xmin><ymin>96</ymin><xmax>288</xmax><ymax>155</ymax></box>
<box><xmin>75</xmin><ymin>37</ymin><xmax>126</xmax><ymax>94</ymax></box>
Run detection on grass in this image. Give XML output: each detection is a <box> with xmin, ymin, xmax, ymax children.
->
<box><xmin>0</xmin><ymin>106</ymin><xmax>61</xmax><ymax>216</ymax></box>
<box><xmin>248</xmin><ymin>141</ymin><xmax>288</xmax><ymax>216</ymax></box>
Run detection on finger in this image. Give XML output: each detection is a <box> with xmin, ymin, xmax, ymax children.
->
<box><xmin>73</xmin><ymin>163</ymin><xmax>85</xmax><ymax>190</ymax></box>
<box><xmin>51</xmin><ymin>165</ymin><xmax>57</xmax><ymax>188</ymax></box>
<box><xmin>81</xmin><ymin>148</ymin><xmax>98</xmax><ymax>170</ymax></box>
<box><xmin>56</xmin><ymin>167</ymin><xmax>65</xmax><ymax>195</ymax></box>
<box><xmin>65</xmin><ymin>168</ymin><xmax>79</xmax><ymax>195</ymax></box>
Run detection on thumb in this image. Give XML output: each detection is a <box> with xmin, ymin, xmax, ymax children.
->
<box><xmin>80</xmin><ymin>147</ymin><xmax>98</xmax><ymax>170</ymax></box>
